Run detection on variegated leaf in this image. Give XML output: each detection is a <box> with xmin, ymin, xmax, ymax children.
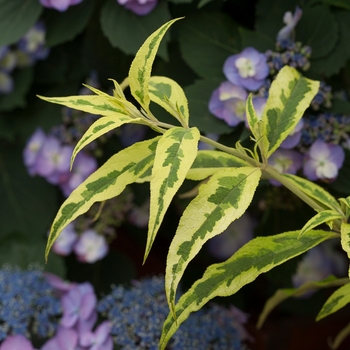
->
<box><xmin>339</xmin><ymin>196</ymin><xmax>350</xmax><ymax>218</ymax></box>
<box><xmin>128</xmin><ymin>18</ymin><xmax>182</xmax><ymax>113</ymax></box>
<box><xmin>316</xmin><ymin>283</ymin><xmax>350</xmax><ymax>321</ymax></box>
<box><xmin>186</xmin><ymin>150</ymin><xmax>249</xmax><ymax>181</ymax></box>
<box><xmin>146</xmin><ymin>127</ymin><xmax>200</xmax><ymax>261</ymax></box>
<box><xmin>165</xmin><ymin>166</ymin><xmax>261</xmax><ymax>312</ymax></box>
<box><xmin>38</xmin><ymin>94</ymin><xmax>128</xmax><ymax>117</ymax></box>
<box><xmin>71</xmin><ymin>115</ymin><xmax>146</xmax><ymax>168</ymax></box>
<box><xmin>282</xmin><ymin>174</ymin><xmax>341</xmax><ymax>212</ymax></box>
<box><xmin>299</xmin><ymin>210</ymin><xmax>343</xmax><ymax>238</ymax></box>
<box><xmin>149</xmin><ymin>76</ymin><xmax>189</xmax><ymax>126</ymax></box>
<box><xmin>261</xmin><ymin>66</ymin><xmax>319</xmax><ymax>157</ymax></box>
<box><xmin>340</xmin><ymin>222</ymin><xmax>350</xmax><ymax>276</ymax></box>
<box><xmin>245</xmin><ymin>94</ymin><xmax>268</xmax><ymax>158</ymax></box>
<box><xmin>160</xmin><ymin>229</ymin><xmax>337</xmax><ymax>349</ymax></box>
<box><xmin>258</xmin><ymin>276</ymin><xmax>349</xmax><ymax>328</ymax></box>
<box><xmin>46</xmin><ymin>137</ymin><xmax>160</xmax><ymax>260</ymax></box>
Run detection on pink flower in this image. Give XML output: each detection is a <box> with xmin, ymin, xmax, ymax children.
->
<box><xmin>60</xmin><ymin>283</ymin><xmax>97</xmax><ymax>334</ymax></box>
<box><xmin>79</xmin><ymin>321</ymin><xmax>113</xmax><ymax>350</ymax></box>
<box><xmin>0</xmin><ymin>335</ymin><xmax>35</xmax><ymax>350</ymax></box>
<box><xmin>40</xmin><ymin>0</ymin><xmax>84</xmax><ymax>12</ymax></box>
<box><xmin>41</xmin><ymin>327</ymin><xmax>84</xmax><ymax>350</ymax></box>
<box><xmin>74</xmin><ymin>230</ymin><xmax>108</xmax><ymax>263</ymax></box>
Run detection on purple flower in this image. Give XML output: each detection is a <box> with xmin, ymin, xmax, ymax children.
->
<box><xmin>44</xmin><ymin>272</ymin><xmax>76</xmax><ymax>296</ymax></box>
<box><xmin>292</xmin><ymin>241</ymin><xmax>347</xmax><ymax>289</ymax></box>
<box><xmin>60</xmin><ymin>283</ymin><xmax>97</xmax><ymax>334</ymax></box>
<box><xmin>39</xmin><ymin>0</ymin><xmax>84</xmax><ymax>11</ymax></box>
<box><xmin>207</xmin><ymin>212</ymin><xmax>256</xmax><ymax>260</ymax></box>
<box><xmin>117</xmin><ymin>0</ymin><xmax>157</xmax><ymax>16</ymax></box>
<box><xmin>0</xmin><ymin>70</ymin><xmax>14</xmax><ymax>94</ymax></box>
<box><xmin>34</xmin><ymin>136</ymin><xmax>73</xmax><ymax>184</ymax></box>
<box><xmin>74</xmin><ymin>230</ymin><xmax>108</xmax><ymax>263</ymax></box>
<box><xmin>280</xmin><ymin>119</ymin><xmax>304</xmax><ymax>149</ymax></box>
<box><xmin>268</xmin><ymin>148</ymin><xmax>303</xmax><ymax>186</ymax></box>
<box><xmin>128</xmin><ymin>199</ymin><xmax>150</xmax><ymax>228</ymax></box>
<box><xmin>303</xmin><ymin>140</ymin><xmax>345</xmax><ymax>181</ymax></box>
<box><xmin>52</xmin><ymin>223</ymin><xmax>78</xmax><ymax>256</ymax></box>
<box><xmin>41</xmin><ymin>327</ymin><xmax>84</xmax><ymax>350</ymax></box>
<box><xmin>79</xmin><ymin>321</ymin><xmax>113</xmax><ymax>350</ymax></box>
<box><xmin>223</xmin><ymin>47</ymin><xmax>269</xmax><ymax>91</ymax></box>
<box><xmin>23</xmin><ymin>128</ymin><xmax>47</xmax><ymax>175</ymax></box>
<box><xmin>208</xmin><ymin>81</ymin><xmax>248</xmax><ymax>126</ymax></box>
<box><xmin>0</xmin><ymin>335</ymin><xmax>35</xmax><ymax>350</ymax></box>
<box><xmin>60</xmin><ymin>152</ymin><xmax>97</xmax><ymax>197</ymax></box>
<box><xmin>277</xmin><ymin>7</ymin><xmax>303</xmax><ymax>41</ymax></box>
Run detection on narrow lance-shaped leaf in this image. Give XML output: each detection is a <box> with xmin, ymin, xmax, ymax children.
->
<box><xmin>298</xmin><ymin>210</ymin><xmax>344</xmax><ymax>238</ymax></box>
<box><xmin>70</xmin><ymin>115</ymin><xmax>146</xmax><ymax>168</ymax></box>
<box><xmin>186</xmin><ymin>150</ymin><xmax>249</xmax><ymax>181</ymax></box>
<box><xmin>46</xmin><ymin>137</ymin><xmax>160</xmax><ymax>260</ymax></box>
<box><xmin>37</xmin><ymin>94</ymin><xmax>129</xmax><ymax>118</ymax></box>
<box><xmin>128</xmin><ymin>18</ymin><xmax>182</xmax><ymax>113</ymax></box>
<box><xmin>340</xmin><ymin>222</ymin><xmax>350</xmax><ymax>277</ymax></box>
<box><xmin>282</xmin><ymin>173</ymin><xmax>341</xmax><ymax>212</ymax></box>
<box><xmin>146</xmin><ymin>127</ymin><xmax>200</xmax><ymax>261</ymax></box>
<box><xmin>330</xmin><ymin>323</ymin><xmax>350</xmax><ymax>350</ymax></box>
<box><xmin>261</xmin><ymin>66</ymin><xmax>319</xmax><ymax>157</ymax></box>
<box><xmin>258</xmin><ymin>276</ymin><xmax>349</xmax><ymax>329</ymax></box>
<box><xmin>316</xmin><ymin>283</ymin><xmax>350</xmax><ymax>321</ymax></box>
<box><xmin>149</xmin><ymin>76</ymin><xmax>189</xmax><ymax>126</ymax></box>
<box><xmin>245</xmin><ymin>94</ymin><xmax>268</xmax><ymax>158</ymax></box>
<box><xmin>165</xmin><ymin>167</ymin><xmax>261</xmax><ymax>312</ymax></box>
<box><xmin>160</xmin><ymin>229</ymin><xmax>337</xmax><ymax>349</ymax></box>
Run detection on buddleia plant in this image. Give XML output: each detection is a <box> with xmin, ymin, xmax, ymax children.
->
<box><xmin>40</xmin><ymin>19</ymin><xmax>350</xmax><ymax>349</ymax></box>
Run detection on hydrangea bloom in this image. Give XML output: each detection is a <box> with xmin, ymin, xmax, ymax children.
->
<box><xmin>98</xmin><ymin>276</ymin><xmax>249</xmax><ymax>349</ymax></box>
<box><xmin>41</xmin><ymin>327</ymin><xmax>83</xmax><ymax>350</ymax></box>
<box><xmin>79</xmin><ymin>321</ymin><xmax>113</xmax><ymax>350</ymax></box>
<box><xmin>60</xmin><ymin>283</ymin><xmax>97</xmax><ymax>334</ymax></box>
<box><xmin>39</xmin><ymin>0</ymin><xmax>84</xmax><ymax>12</ymax></box>
<box><xmin>117</xmin><ymin>0</ymin><xmax>157</xmax><ymax>16</ymax></box>
<box><xmin>303</xmin><ymin>139</ymin><xmax>345</xmax><ymax>181</ymax></box>
<box><xmin>60</xmin><ymin>152</ymin><xmax>98</xmax><ymax>197</ymax></box>
<box><xmin>207</xmin><ymin>212</ymin><xmax>256</xmax><ymax>260</ymax></box>
<box><xmin>223</xmin><ymin>47</ymin><xmax>269</xmax><ymax>91</ymax></box>
<box><xmin>208</xmin><ymin>81</ymin><xmax>247</xmax><ymax>126</ymax></box>
<box><xmin>0</xmin><ymin>266</ymin><xmax>61</xmax><ymax>342</ymax></box>
<box><xmin>0</xmin><ymin>334</ymin><xmax>35</xmax><ymax>350</ymax></box>
<box><xmin>277</xmin><ymin>7</ymin><xmax>303</xmax><ymax>41</ymax></box>
<box><xmin>16</xmin><ymin>22</ymin><xmax>49</xmax><ymax>64</ymax></box>
<box><xmin>292</xmin><ymin>241</ymin><xmax>347</xmax><ymax>289</ymax></box>
<box><xmin>34</xmin><ymin>135</ymin><xmax>73</xmax><ymax>184</ymax></box>
<box><xmin>280</xmin><ymin>119</ymin><xmax>304</xmax><ymax>149</ymax></box>
<box><xmin>23</xmin><ymin>128</ymin><xmax>47</xmax><ymax>175</ymax></box>
<box><xmin>268</xmin><ymin>148</ymin><xmax>303</xmax><ymax>186</ymax></box>
<box><xmin>52</xmin><ymin>223</ymin><xmax>78</xmax><ymax>256</ymax></box>
<box><xmin>74</xmin><ymin>230</ymin><xmax>109</xmax><ymax>263</ymax></box>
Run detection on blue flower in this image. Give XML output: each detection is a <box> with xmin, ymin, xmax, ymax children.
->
<box><xmin>98</xmin><ymin>276</ymin><xmax>249</xmax><ymax>349</ymax></box>
<box><xmin>223</xmin><ymin>47</ymin><xmax>269</xmax><ymax>91</ymax></box>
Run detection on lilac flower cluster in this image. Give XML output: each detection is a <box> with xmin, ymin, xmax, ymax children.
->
<box><xmin>23</xmin><ymin>127</ymin><xmax>97</xmax><ymax>197</ymax></box>
<box><xmin>98</xmin><ymin>275</ymin><xmax>250</xmax><ymax>349</ymax></box>
<box><xmin>208</xmin><ymin>7</ymin><xmax>347</xmax><ymax>184</ymax></box>
<box><xmin>52</xmin><ymin>223</ymin><xmax>109</xmax><ymax>263</ymax></box>
<box><xmin>0</xmin><ymin>22</ymin><xmax>49</xmax><ymax>94</ymax></box>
